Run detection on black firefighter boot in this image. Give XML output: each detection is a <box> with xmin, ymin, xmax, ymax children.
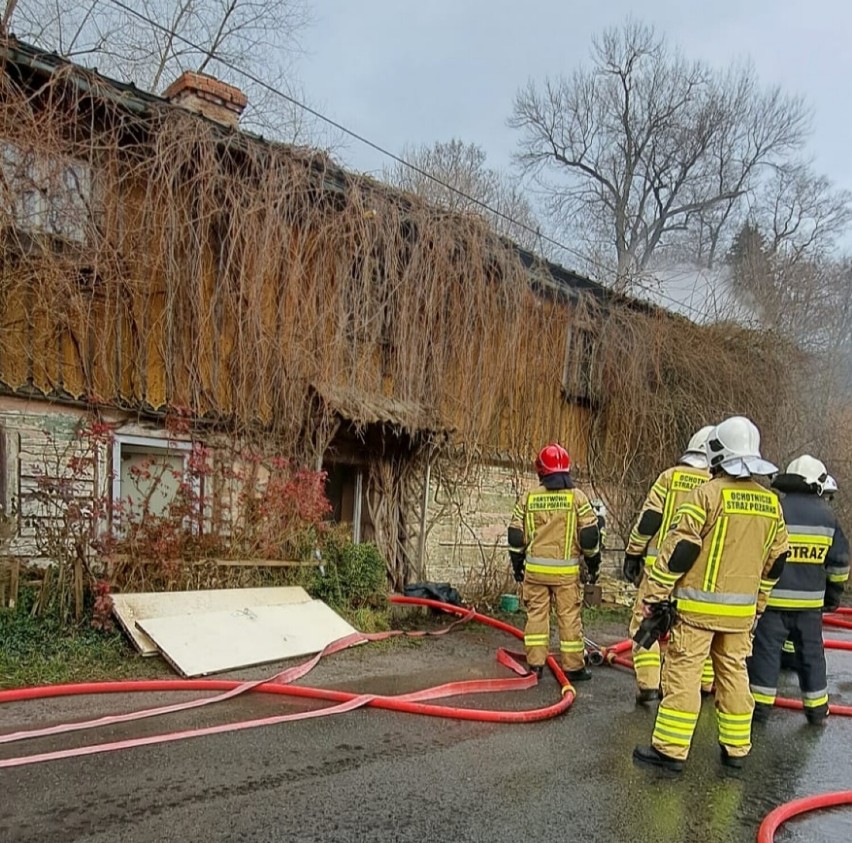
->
<box><xmin>805</xmin><ymin>704</ymin><xmax>829</xmax><ymax>726</ymax></box>
<box><xmin>751</xmin><ymin>702</ymin><xmax>773</xmax><ymax>724</ymax></box>
<box><xmin>720</xmin><ymin>746</ymin><xmax>744</xmax><ymax>770</ymax></box>
<box><xmin>566</xmin><ymin>667</ymin><xmax>593</xmax><ymax>682</ymax></box>
<box><xmin>632</xmin><ymin>745</ymin><xmax>684</xmax><ymax>773</ymax></box>
<box><xmin>636</xmin><ymin>687</ymin><xmax>662</xmax><ymax>705</ymax></box>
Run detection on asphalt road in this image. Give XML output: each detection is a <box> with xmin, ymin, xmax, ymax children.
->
<box><xmin>2</xmin><ymin>620</ymin><xmax>852</xmax><ymax>843</ymax></box>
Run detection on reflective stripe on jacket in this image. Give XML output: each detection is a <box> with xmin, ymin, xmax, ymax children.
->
<box><xmin>626</xmin><ymin>465</ymin><xmax>709</xmax><ymax>566</ymax></box>
<box><xmin>767</xmin><ymin>491</ymin><xmax>849</xmax><ymax>610</ymax></box>
<box><xmin>510</xmin><ymin>486</ymin><xmax>599</xmax><ymax>578</ymax></box>
<box><xmin>644</xmin><ymin>476</ymin><xmax>790</xmax><ymax>632</ymax></box>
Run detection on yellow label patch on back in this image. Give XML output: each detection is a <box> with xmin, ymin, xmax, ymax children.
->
<box><xmin>527</xmin><ymin>493</ymin><xmax>574</xmax><ymax>512</ymax></box>
<box><xmin>671</xmin><ymin>472</ymin><xmax>706</xmax><ymax>493</ymax></box>
<box><xmin>721</xmin><ymin>489</ymin><xmax>779</xmax><ymax>518</ymax></box>
<box><xmin>789</xmin><ymin>543</ymin><xmax>829</xmax><ymax>563</ymax></box>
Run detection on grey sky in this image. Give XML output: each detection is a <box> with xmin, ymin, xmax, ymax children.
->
<box><xmin>297</xmin><ymin>1</ymin><xmax>852</xmax><ymax>201</ymax></box>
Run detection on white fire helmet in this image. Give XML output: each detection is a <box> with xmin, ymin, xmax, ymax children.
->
<box><xmin>706</xmin><ymin>416</ymin><xmax>778</xmax><ymax>477</ymax></box>
<box><xmin>786</xmin><ymin>455</ymin><xmax>829</xmax><ymax>493</ymax></box>
<box><xmin>825</xmin><ymin>475</ymin><xmax>838</xmax><ymax>495</ymax></box>
<box><xmin>681</xmin><ymin>425</ymin><xmax>715</xmax><ymax>469</ymax></box>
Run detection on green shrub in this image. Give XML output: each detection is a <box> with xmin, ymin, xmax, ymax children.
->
<box><xmin>309</xmin><ymin>535</ymin><xmax>388</xmax><ymax>612</ymax></box>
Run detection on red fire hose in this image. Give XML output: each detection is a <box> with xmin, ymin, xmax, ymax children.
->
<box><xmin>757</xmin><ymin>791</ymin><xmax>852</xmax><ymax>843</ymax></box>
<box><xmin>0</xmin><ymin>596</ymin><xmax>575</xmax><ymax>769</ymax></box>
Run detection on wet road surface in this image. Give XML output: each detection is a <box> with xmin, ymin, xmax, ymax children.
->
<box><xmin>2</xmin><ymin>623</ymin><xmax>851</xmax><ymax>842</ymax></box>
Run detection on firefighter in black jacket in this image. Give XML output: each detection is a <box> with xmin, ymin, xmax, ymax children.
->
<box><xmin>749</xmin><ymin>456</ymin><xmax>850</xmax><ymax>724</ymax></box>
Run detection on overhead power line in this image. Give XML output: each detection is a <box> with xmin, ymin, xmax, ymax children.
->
<box><xmin>95</xmin><ymin>0</ymin><xmax>711</xmax><ymax>321</ymax></box>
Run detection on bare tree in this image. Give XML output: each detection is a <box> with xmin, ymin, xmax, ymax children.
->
<box><xmin>509</xmin><ymin>20</ymin><xmax>811</xmax><ymax>291</ymax></box>
<box><xmin>385</xmin><ymin>139</ymin><xmax>551</xmax><ymax>256</ymax></box>
<box><xmin>4</xmin><ymin>0</ymin><xmax>323</xmax><ymax>143</ymax></box>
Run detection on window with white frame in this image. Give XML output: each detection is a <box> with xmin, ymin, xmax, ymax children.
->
<box><xmin>0</xmin><ymin>141</ymin><xmax>93</xmax><ymax>243</ymax></box>
<box><xmin>112</xmin><ymin>435</ymin><xmax>195</xmax><ymax>520</ymax></box>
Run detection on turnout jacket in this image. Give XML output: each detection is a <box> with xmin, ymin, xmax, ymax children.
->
<box><xmin>509</xmin><ymin>477</ymin><xmax>600</xmax><ymax>578</ymax></box>
<box><xmin>627</xmin><ymin>464</ymin><xmax>710</xmax><ymax>568</ymax></box>
<box><xmin>644</xmin><ymin>475</ymin><xmax>790</xmax><ymax>632</ymax></box>
<box><xmin>767</xmin><ymin>475</ymin><xmax>850</xmax><ymax>611</ymax></box>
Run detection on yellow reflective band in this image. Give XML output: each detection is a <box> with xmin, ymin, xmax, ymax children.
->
<box><xmin>525</xmin><ymin>563</ymin><xmax>580</xmax><ymax>575</ymax></box>
<box><xmin>717</xmin><ymin>711</ymin><xmax>752</xmax><ymax>722</ymax></box>
<box><xmin>657</xmin><ymin>706</ymin><xmax>699</xmax><ymax>724</ymax></box>
<box><xmin>752</xmin><ymin>691</ymin><xmax>776</xmax><ymax>705</ymax></box>
<box><xmin>524</xmin><ymin>635</ymin><xmax>549</xmax><ymax>645</ymax></box>
<box><xmin>559</xmin><ymin>640</ymin><xmax>585</xmax><ymax>653</ymax></box>
<box><xmin>577</xmin><ymin>503</ymin><xmax>593</xmax><ymax>516</ymax></box>
<box><xmin>660</xmin><ymin>486</ymin><xmax>678</xmax><ymax>536</ymax></box>
<box><xmin>649</xmin><ymin>567</ymin><xmax>679</xmax><ymax>586</ymax></box>
<box><xmin>634</xmin><ymin>656</ymin><xmax>661</xmax><ymax>668</ymax></box>
<box><xmin>652</xmin><ymin>727</ymin><xmax>693</xmax><ymax>746</ymax></box>
<box><xmin>652</xmin><ymin>482</ymin><xmax>668</xmax><ymax>497</ymax></box>
<box><xmin>759</xmin><ymin>578</ymin><xmax>778</xmax><ymax>593</ymax></box>
<box><xmin>763</xmin><ymin>519</ymin><xmax>780</xmax><ymax>555</ymax></box>
<box><xmin>563</xmin><ymin>508</ymin><xmax>577</xmax><ymax>563</ymax></box>
<box><xmin>512</xmin><ymin>504</ymin><xmax>524</xmax><ymax>520</ymax></box>
<box><xmin>676</xmin><ymin>598</ymin><xmax>756</xmax><ymax>618</ymax></box>
<box><xmin>677</xmin><ymin>503</ymin><xmax>707</xmax><ymax>525</ymax></box>
<box><xmin>703</xmin><ymin>516</ymin><xmax>729</xmax><ymax>592</ymax></box>
<box><xmin>719</xmin><ymin>735</ymin><xmax>751</xmax><ymax>747</ymax></box>
<box><xmin>788</xmin><ymin>533</ymin><xmax>832</xmax><ymax>546</ymax></box>
<box><xmin>803</xmin><ymin>694</ymin><xmax>829</xmax><ymax>709</ymax></box>
<box><xmin>782</xmin><ymin>641</ymin><xmax>795</xmax><ymax>653</ymax></box>
<box><xmin>766</xmin><ymin>596</ymin><xmax>824</xmax><ymax>610</ymax></box>
<box><xmin>828</xmin><ymin>573</ymin><xmax>849</xmax><ymax>583</ymax></box>
<box><xmin>629</xmin><ymin>530</ymin><xmax>645</xmax><ymax>545</ymax></box>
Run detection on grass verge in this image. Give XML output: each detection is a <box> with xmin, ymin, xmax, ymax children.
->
<box><xmin>0</xmin><ymin>610</ymin><xmax>166</xmax><ymax>689</ymax></box>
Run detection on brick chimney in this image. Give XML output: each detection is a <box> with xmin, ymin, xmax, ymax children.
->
<box><xmin>162</xmin><ymin>71</ymin><xmax>247</xmax><ymax>128</ymax></box>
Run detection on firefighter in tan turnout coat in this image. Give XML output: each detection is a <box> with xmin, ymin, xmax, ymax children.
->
<box><xmin>624</xmin><ymin>426</ymin><xmax>714</xmax><ymax>704</ymax></box>
<box><xmin>508</xmin><ymin>444</ymin><xmax>601</xmax><ymax>682</ymax></box>
<box><xmin>633</xmin><ymin>417</ymin><xmax>790</xmax><ymax>772</ymax></box>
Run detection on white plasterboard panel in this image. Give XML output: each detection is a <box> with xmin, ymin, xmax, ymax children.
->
<box><xmin>112</xmin><ymin>587</ymin><xmax>312</xmax><ymax>656</ymax></box>
<box><xmin>136</xmin><ymin>600</ymin><xmax>359</xmax><ymax>677</ymax></box>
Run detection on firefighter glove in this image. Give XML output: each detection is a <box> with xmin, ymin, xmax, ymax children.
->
<box><xmin>823</xmin><ymin>582</ymin><xmax>843</xmax><ymax>613</ymax></box>
<box><xmin>585</xmin><ymin>553</ymin><xmax>601</xmax><ymax>585</ymax></box>
<box><xmin>511</xmin><ymin>558</ymin><xmax>525</xmax><ymax>583</ymax></box>
<box><xmin>622</xmin><ymin>553</ymin><xmax>643</xmax><ymax>585</ymax></box>
<box><xmin>633</xmin><ymin>600</ymin><xmax>676</xmax><ymax>650</ymax></box>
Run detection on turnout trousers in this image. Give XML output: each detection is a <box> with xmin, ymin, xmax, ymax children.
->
<box><xmin>522</xmin><ymin>573</ymin><xmax>585</xmax><ymax>671</ymax></box>
<box><xmin>748</xmin><ymin>609</ymin><xmax>828</xmax><ymax>716</ymax></box>
<box><xmin>629</xmin><ymin>574</ymin><xmax>715</xmax><ymax>693</ymax></box>
<box><xmin>651</xmin><ymin>621</ymin><xmax>754</xmax><ymax>761</ymax></box>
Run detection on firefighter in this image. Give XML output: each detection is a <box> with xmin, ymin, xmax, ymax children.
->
<box><xmin>624</xmin><ymin>425</ymin><xmax>714</xmax><ymax>704</ymax></box>
<box><xmin>508</xmin><ymin>443</ymin><xmax>601</xmax><ymax>682</ymax></box>
<box><xmin>780</xmin><ymin>472</ymin><xmax>841</xmax><ymax>672</ymax></box>
<box><xmin>749</xmin><ymin>457</ymin><xmax>850</xmax><ymax>724</ymax></box>
<box><xmin>633</xmin><ymin>416</ymin><xmax>789</xmax><ymax>772</ymax></box>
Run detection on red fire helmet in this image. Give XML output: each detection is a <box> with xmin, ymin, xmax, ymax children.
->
<box><xmin>535</xmin><ymin>443</ymin><xmax>572</xmax><ymax>476</ymax></box>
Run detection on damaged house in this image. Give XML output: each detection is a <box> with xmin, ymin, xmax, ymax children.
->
<box><xmin>0</xmin><ymin>39</ymin><xmax>789</xmax><ymax>598</ymax></box>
